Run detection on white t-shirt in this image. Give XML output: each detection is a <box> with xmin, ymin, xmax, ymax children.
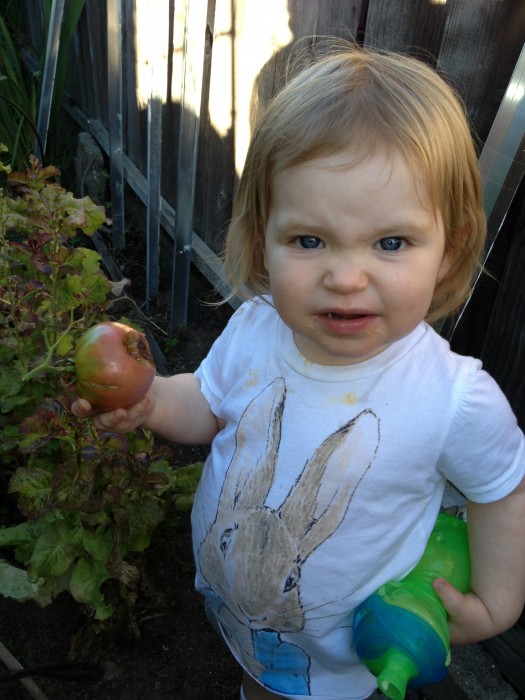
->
<box><xmin>191</xmin><ymin>298</ymin><xmax>525</xmax><ymax>700</ymax></box>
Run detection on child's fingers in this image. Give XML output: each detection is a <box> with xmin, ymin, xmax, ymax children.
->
<box><xmin>71</xmin><ymin>397</ymin><xmax>95</xmax><ymax>417</ymax></box>
<box><xmin>92</xmin><ymin>408</ymin><xmax>129</xmax><ymax>431</ymax></box>
<box><xmin>72</xmin><ymin>394</ymin><xmax>152</xmax><ymax>434</ymax></box>
<box><xmin>433</xmin><ymin>577</ymin><xmax>474</xmax><ymax>644</ymax></box>
<box><xmin>432</xmin><ymin>577</ymin><xmax>464</xmax><ymax>615</ymax></box>
<box><xmin>72</xmin><ymin>398</ymin><xmax>129</xmax><ymax>431</ymax></box>
<box><xmin>433</xmin><ymin>578</ymin><xmax>495</xmax><ymax>644</ymax></box>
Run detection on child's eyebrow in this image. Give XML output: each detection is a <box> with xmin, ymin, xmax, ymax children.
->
<box><xmin>272</xmin><ymin>219</ymin><xmax>436</xmax><ymax>239</ymax></box>
<box><xmin>373</xmin><ymin>222</ymin><xmax>435</xmax><ymax>237</ymax></box>
<box><xmin>274</xmin><ymin>221</ymin><xmax>323</xmax><ymax>234</ymax></box>
<box><xmin>266</xmin><ymin>215</ymin><xmax>324</xmax><ymax>238</ymax></box>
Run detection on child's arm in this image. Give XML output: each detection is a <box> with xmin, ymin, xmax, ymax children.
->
<box><xmin>433</xmin><ymin>475</ymin><xmax>525</xmax><ymax>644</ymax></box>
<box><xmin>72</xmin><ymin>373</ymin><xmax>222</xmax><ymax>445</ymax></box>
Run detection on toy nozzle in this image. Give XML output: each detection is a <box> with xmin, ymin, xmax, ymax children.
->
<box><xmin>376</xmin><ymin>648</ymin><xmax>419</xmax><ymax>700</ymax></box>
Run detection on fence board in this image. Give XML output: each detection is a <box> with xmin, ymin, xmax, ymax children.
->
<box><xmin>85</xmin><ymin>0</ymin><xmax>108</xmax><ymax>125</ymax></box>
<box><xmin>81</xmin><ymin>0</ymin><xmax>101</xmax><ymax>119</ymax></box>
<box><xmin>144</xmin><ymin>0</ymin><xmax>169</xmax><ymax>306</ymax></box>
<box><xmin>251</xmin><ymin>1</ymin><xmax>366</xmax><ymax>128</ymax></box>
<box><xmin>124</xmin><ymin>2</ymin><xmax>145</xmax><ymax>174</ymax></box>
<box><xmin>146</xmin><ymin>94</ymin><xmax>162</xmax><ymax>306</ymax></box>
<box><xmin>193</xmin><ymin>0</ymin><xmax>236</xmax><ymax>254</ymax></box>
<box><xmin>436</xmin><ymin>0</ymin><xmax>524</xmax><ymax>143</ymax></box>
<box><xmin>364</xmin><ymin>0</ymin><xmax>449</xmax><ymax>64</ymax></box>
<box><xmin>476</xmin><ymin>192</ymin><xmax>525</xmax><ymax>427</ymax></box>
<box><xmin>107</xmin><ymin>0</ymin><xmax>125</xmax><ymax>249</ymax></box>
<box><xmin>73</xmin><ymin>7</ymin><xmax>96</xmax><ymax>118</ymax></box>
<box><xmin>194</xmin><ymin>0</ymin><xmax>235</xmax><ymax>253</ymax></box>
<box><xmin>170</xmin><ymin>0</ymin><xmax>208</xmax><ymax>330</ymax></box>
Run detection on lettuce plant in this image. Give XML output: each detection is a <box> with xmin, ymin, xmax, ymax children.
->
<box><xmin>0</xmin><ymin>154</ymin><xmax>202</xmax><ymax>620</ymax></box>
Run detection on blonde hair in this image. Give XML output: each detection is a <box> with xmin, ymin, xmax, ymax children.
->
<box><xmin>224</xmin><ymin>44</ymin><xmax>486</xmax><ymax>323</ymax></box>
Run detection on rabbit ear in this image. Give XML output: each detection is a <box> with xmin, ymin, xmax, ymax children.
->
<box><xmin>280</xmin><ymin>408</ymin><xmax>379</xmax><ymax>561</ymax></box>
<box><xmin>218</xmin><ymin>378</ymin><xmax>286</xmax><ymax>512</ymax></box>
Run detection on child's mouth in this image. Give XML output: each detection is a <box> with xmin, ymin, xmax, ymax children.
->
<box><xmin>326</xmin><ymin>312</ymin><xmax>366</xmax><ymax>320</ymax></box>
<box><xmin>320</xmin><ymin>311</ymin><xmax>376</xmax><ymax>335</ymax></box>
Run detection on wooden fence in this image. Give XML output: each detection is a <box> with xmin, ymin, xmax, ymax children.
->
<box><xmin>21</xmin><ymin>0</ymin><xmax>525</xmax><ymax>325</ymax></box>
<box><xmin>18</xmin><ymin>0</ymin><xmax>525</xmax><ymax>692</ymax></box>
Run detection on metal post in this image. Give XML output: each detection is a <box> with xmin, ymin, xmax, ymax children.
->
<box><xmin>479</xmin><ymin>42</ymin><xmax>525</xmax><ymax>246</ymax></box>
<box><xmin>169</xmin><ymin>0</ymin><xmax>208</xmax><ymax>332</ymax></box>
<box><xmin>446</xmin><ymin>42</ymin><xmax>525</xmax><ymax>340</ymax></box>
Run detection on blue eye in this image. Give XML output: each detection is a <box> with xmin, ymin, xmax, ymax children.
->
<box><xmin>379</xmin><ymin>237</ymin><xmax>404</xmax><ymax>252</ymax></box>
<box><xmin>296</xmin><ymin>235</ymin><xmax>323</xmax><ymax>249</ymax></box>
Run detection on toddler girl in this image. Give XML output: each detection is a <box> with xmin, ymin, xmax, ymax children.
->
<box><xmin>73</xmin><ymin>45</ymin><xmax>525</xmax><ymax>700</ymax></box>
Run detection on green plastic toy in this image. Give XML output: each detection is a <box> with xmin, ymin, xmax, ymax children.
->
<box><xmin>353</xmin><ymin>513</ymin><xmax>471</xmax><ymax>700</ymax></box>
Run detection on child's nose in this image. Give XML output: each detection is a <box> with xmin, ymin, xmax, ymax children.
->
<box><xmin>323</xmin><ymin>256</ymin><xmax>368</xmax><ymax>292</ymax></box>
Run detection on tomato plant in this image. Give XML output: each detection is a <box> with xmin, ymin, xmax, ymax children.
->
<box><xmin>0</xmin><ymin>154</ymin><xmax>202</xmax><ymax>621</ymax></box>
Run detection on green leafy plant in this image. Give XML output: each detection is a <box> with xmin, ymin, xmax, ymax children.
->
<box><xmin>0</xmin><ymin>154</ymin><xmax>202</xmax><ymax>620</ymax></box>
<box><xmin>0</xmin><ymin>5</ymin><xmax>39</xmax><ymax>169</ymax></box>
<box><xmin>0</xmin><ymin>0</ymin><xmax>85</xmax><ymax>169</ymax></box>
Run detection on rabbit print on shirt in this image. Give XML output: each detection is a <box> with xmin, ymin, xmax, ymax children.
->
<box><xmin>197</xmin><ymin>378</ymin><xmax>380</xmax><ymax>695</ymax></box>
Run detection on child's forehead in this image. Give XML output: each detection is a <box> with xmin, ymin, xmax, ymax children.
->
<box><xmin>275</xmin><ymin>145</ymin><xmax>428</xmax><ymax>189</ymax></box>
<box><xmin>269</xmin><ymin>144</ymin><xmax>442</xmax><ymax>225</ymax></box>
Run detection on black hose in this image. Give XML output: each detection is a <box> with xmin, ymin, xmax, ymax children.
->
<box><xmin>0</xmin><ymin>661</ymin><xmax>104</xmax><ymax>684</ymax></box>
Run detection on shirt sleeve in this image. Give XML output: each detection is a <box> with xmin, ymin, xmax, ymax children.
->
<box><xmin>439</xmin><ymin>363</ymin><xmax>525</xmax><ymax>502</ymax></box>
<box><xmin>195</xmin><ymin>299</ymin><xmax>271</xmax><ymax>417</ymax></box>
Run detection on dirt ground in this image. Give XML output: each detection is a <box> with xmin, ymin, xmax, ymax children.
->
<box><xmin>0</xmin><ymin>250</ymin><xmax>521</xmax><ymax>700</ymax></box>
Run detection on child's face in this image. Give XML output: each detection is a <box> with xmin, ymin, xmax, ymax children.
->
<box><xmin>263</xmin><ymin>148</ymin><xmax>451</xmax><ymax>366</ymax></box>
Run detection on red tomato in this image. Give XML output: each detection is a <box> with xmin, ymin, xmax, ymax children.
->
<box><xmin>74</xmin><ymin>321</ymin><xmax>156</xmax><ymax>411</ymax></box>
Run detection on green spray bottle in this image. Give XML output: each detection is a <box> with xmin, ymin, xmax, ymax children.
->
<box><xmin>353</xmin><ymin>513</ymin><xmax>470</xmax><ymax>700</ymax></box>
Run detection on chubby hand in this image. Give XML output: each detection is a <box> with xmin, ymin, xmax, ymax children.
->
<box><xmin>433</xmin><ymin>578</ymin><xmax>497</xmax><ymax>645</ymax></box>
<box><xmin>71</xmin><ymin>392</ymin><xmax>154</xmax><ymax>434</ymax></box>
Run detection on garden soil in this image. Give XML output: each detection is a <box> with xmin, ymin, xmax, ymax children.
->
<box><xmin>0</xmin><ymin>254</ymin><xmax>520</xmax><ymax>700</ymax></box>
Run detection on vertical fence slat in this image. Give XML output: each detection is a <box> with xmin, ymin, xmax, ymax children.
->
<box><xmin>169</xmin><ymin>0</ymin><xmax>208</xmax><ymax>331</ymax></box>
<box><xmin>145</xmin><ymin>0</ymin><xmax>165</xmax><ymax>308</ymax></box>
<box><xmin>107</xmin><ymin>0</ymin><xmax>126</xmax><ymax>250</ymax></box>
<box><xmin>146</xmin><ymin>98</ymin><xmax>162</xmax><ymax>305</ymax></box>
<box><xmin>363</xmin><ymin>0</ymin><xmax>449</xmax><ymax>63</ymax></box>
<box><xmin>84</xmin><ymin>0</ymin><xmax>103</xmax><ymax>120</ymax></box>
<box><xmin>35</xmin><ymin>0</ymin><xmax>65</xmax><ymax>160</ymax></box>
<box><xmin>435</xmin><ymin>0</ymin><xmax>520</xmax><ymax>143</ymax></box>
<box><xmin>145</xmin><ymin>0</ymin><xmax>168</xmax><ymax>307</ymax></box>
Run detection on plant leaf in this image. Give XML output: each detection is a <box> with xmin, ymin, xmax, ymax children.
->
<box><xmin>8</xmin><ymin>466</ymin><xmax>54</xmax><ymax>516</ymax></box>
<box><xmin>0</xmin><ymin>517</ymin><xmax>48</xmax><ymax>548</ymax></box>
<box><xmin>0</xmin><ymin>556</ymin><xmax>70</xmax><ymax>606</ymax></box>
<box><xmin>70</xmin><ymin>556</ymin><xmax>113</xmax><ymax>620</ymax></box>
<box><xmin>81</xmin><ymin>527</ymin><xmax>113</xmax><ymax>564</ymax></box>
<box><xmin>28</xmin><ymin>517</ymin><xmax>83</xmax><ymax>577</ymax></box>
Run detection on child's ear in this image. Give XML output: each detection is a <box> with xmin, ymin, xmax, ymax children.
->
<box><xmin>438</xmin><ymin>222</ymin><xmax>470</xmax><ymax>282</ymax></box>
<box><xmin>437</xmin><ymin>251</ymin><xmax>453</xmax><ymax>283</ymax></box>
<box><xmin>438</xmin><ymin>223</ymin><xmax>471</xmax><ymax>282</ymax></box>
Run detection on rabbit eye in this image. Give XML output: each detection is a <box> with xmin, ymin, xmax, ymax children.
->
<box><xmin>219</xmin><ymin>527</ymin><xmax>235</xmax><ymax>554</ymax></box>
<box><xmin>283</xmin><ymin>573</ymin><xmax>297</xmax><ymax>593</ymax></box>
